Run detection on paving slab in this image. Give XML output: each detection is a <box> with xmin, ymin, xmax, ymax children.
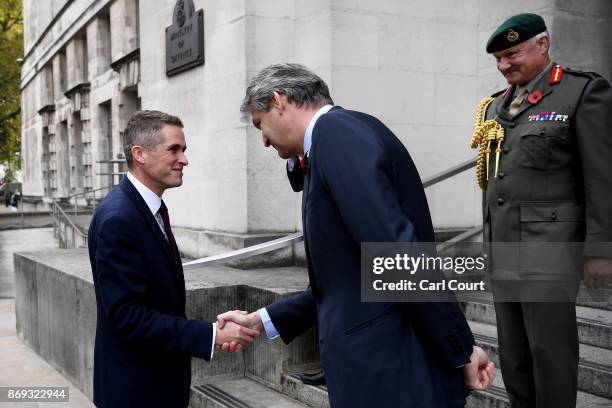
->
<box><xmin>0</xmin><ymin>298</ymin><xmax>94</xmax><ymax>408</ymax></box>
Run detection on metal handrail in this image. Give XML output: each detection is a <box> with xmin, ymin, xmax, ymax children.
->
<box><xmin>435</xmin><ymin>225</ymin><xmax>483</xmax><ymax>252</ymax></box>
<box><xmin>183</xmin><ymin>157</ymin><xmax>481</xmax><ymax>268</ymax></box>
<box><xmin>183</xmin><ymin>232</ymin><xmax>304</xmax><ymax>270</ymax></box>
<box><xmin>52</xmin><ymin>200</ymin><xmax>85</xmax><ymax>235</ymax></box>
<box><xmin>67</xmin><ymin>184</ymin><xmax>115</xmax><ymax>215</ymax></box>
<box><xmin>422</xmin><ymin>157</ymin><xmax>477</xmax><ymax>188</ymax></box>
<box><xmin>52</xmin><ymin>199</ymin><xmax>88</xmax><ymax>248</ymax></box>
<box><xmin>69</xmin><ymin>184</ymin><xmax>114</xmax><ymax>199</ymax></box>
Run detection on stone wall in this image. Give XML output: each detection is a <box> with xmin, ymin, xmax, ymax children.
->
<box><xmin>20</xmin><ymin>0</ymin><xmax>612</xmax><ymax>258</ymax></box>
<box><xmin>13</xmin><ymin>250</ymin><xmax>319</xmax><ymax>399</ymax></box>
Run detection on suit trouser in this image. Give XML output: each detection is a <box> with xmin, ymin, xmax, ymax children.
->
<box><xmin>493</xmin><ymin>299</ymin><xmax>579</xmax><ymax>408</ymax></box>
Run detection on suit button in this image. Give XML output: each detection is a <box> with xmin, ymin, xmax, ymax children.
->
<box><xmin>503</xmin><ymin>147</ymin><xmax>510</xmax><ymax>154</ymax></box>
<box><xmin>551</xmin><ymin>211</ymin><xmax>558</xmax><ymax>221</ymax></box>
<box><xmin>497</xmin><ymin>198</ymin><xmax>505</xmax><ymax>205</ymax></box>
<box><xmin>498</xmin><ymin>172</ymin><xmax>505</xmax><ymax>179</ymax></box>
<box><xmin>509</xmin><ymin>123</ymin><xmax>516</xmax><ymax>129</ymax></box>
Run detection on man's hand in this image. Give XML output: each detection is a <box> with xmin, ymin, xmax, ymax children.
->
<box><xmin>584</xmin><ymin>259</ymin><xmax>612</xmax><ymax>289</ymax></box>
<box><xmin>216</xmin><ymin>310</ymin><xmax>264</xmax><ymax>352</ymax></box>
<box><xmin>215</xmin><ymin>312</ymin><xmax>260</xmax><ymax>353</ymax></box>
<box><xmin>463</xmin><ymin>345</ymin><xmax>496</xmax><ymax>390</ymax></box>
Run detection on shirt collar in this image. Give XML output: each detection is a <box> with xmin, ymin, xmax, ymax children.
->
<box><xmin>304</xmin><ymin>104</ymin><xmax>334</xmax><ymax>158</ymax></box>
<box><xmin>127</xmin><ymin>172</ymin><xmax>162</xmax><ymax>216</ymax></box>
<box><xmin>524</xmin><ymin>61</ymin><xmax>554</xmax><ymax>93</ymax></box>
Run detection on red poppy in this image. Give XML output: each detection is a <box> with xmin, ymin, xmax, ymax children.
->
<box><xmin>528</xmin><ymin>90</ymin><xmax>543</xmax><ymax>104</ymax></box>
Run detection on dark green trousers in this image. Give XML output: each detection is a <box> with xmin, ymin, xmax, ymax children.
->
<box><xmin>493</xmin><ymin>299</ymin><xmax>579</xmax><ymax>408</ymax></box>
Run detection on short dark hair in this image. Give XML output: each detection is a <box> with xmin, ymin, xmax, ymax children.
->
<box><xmin>240</xmin><ymin>63</ymin><xmax>334</xmax><ymax>117</ymax></box>
<box><xmin>122</xmin><ymin>110</ymin><xmax>183</xmax><ymax>169</ymax></box>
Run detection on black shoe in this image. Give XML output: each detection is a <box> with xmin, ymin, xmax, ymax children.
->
<box><xmin>298</xmin><ymin>369</ymin><xmax>325</xmax><ymax>386</ymax></box>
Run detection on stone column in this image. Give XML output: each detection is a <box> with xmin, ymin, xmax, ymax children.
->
<box><xmin>86</xmin><ymin>15</ymin><xmax>112</xmax><ymax>79</ymax></box>
<box><xmin>65</xmin><ymin>35</ymin><xmax>88</xmax><ymax>92</ymax></box>
<box><xmin>52</xmin><ymin>52</ymin><xmax>66</xmax><ymax>102</ymax></box>
<box><xmin>549</xmin><ymin>0</ymin><xmax>612</xmax><ymax>80</ymax></box>
<box><xmin>110</xmin><ymin>0</ymin><xmax>139</xmax><ymax>62</ymax></box>
<box><xmin>39</xmin><ymin>64</ymin><xmax>54</xmax><ymax>109</ymax></box>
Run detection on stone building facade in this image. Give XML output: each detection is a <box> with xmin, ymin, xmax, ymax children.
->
<box><xmin>20</xmin><ymin>0</ymin><xmax>612</xmax><ymax>258</ymax></box>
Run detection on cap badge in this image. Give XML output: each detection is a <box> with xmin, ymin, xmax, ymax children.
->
<box><xmin>507</xmin><ymin>29</ymin><xmax>519</xmax><ymax>42</ymax></box>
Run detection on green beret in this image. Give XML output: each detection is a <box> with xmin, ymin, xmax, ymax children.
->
<box><xmin>486</xmin><ymin>13</ymin><xmax>547</xmax><ymax>53</ymax></box>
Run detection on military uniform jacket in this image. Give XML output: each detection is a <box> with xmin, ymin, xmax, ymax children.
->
<box><xmin>483</xmin><ymin>63</ymin><xmax>612</xmax><ymax>278</ymax></box>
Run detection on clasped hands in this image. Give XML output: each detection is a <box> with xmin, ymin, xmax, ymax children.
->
<box><xmin>214</xmin><ymin>310</ymin><xmax>263</xmax><ymax>352</ymax></box>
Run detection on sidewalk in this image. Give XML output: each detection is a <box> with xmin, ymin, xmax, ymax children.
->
<box><xmin>0</xmin><ymin>299</ymin><xmax>94</xmax><ymax>408</ymax></box>
<box><xmin>0</xmin><ymin>227</ymin><xmax>94</xmax><ymax>407</ymax></box>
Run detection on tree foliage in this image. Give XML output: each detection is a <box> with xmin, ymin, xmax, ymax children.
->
<box><xmin>0</xmin><ymin>0</ymin><xmax>23</xmax><ymax>180</ymax></box>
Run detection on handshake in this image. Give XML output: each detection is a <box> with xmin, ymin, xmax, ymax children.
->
<box><xmin>213</xmin><ymin>309</ymin><xmax>495</xmax><ymax>390</ymax></box>
<box><xmin>214</xmin><ymin>310</ymin><xmax>264</xmax><ymax>352</ymax></box>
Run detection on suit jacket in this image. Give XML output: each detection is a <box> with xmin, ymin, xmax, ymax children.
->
<box><xmin>483</xmin><ymin>64</ymin><xmax>612</xmax><ymax>279</ymax></box>
<box><xmin>267</xmin><ymin>107</ymin><xmax>474</xmax><ymax>407</ymax></box>
<box><xmin>88</xmin><ymin>177</ymin><xmax>213</xmax><ymax>408</ymax></box>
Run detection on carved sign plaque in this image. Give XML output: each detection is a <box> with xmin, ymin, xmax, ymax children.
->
<box><xmin>165</xmin><ymin>0</ymin><xmax>204</xmax><ymax>76</ymax></box>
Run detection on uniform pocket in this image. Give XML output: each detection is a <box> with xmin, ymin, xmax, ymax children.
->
<box><xmin>520</xmin><ymin>201</ymin><xmax>584</xmax><ymax>242</ymax></box>
<box><xmin>519</xmin><ymin>122</ymin><xmax>570</xmax><ymax>170</ymax></box>
<box><xmin>519</xmin><ymin>201</ymin><xmax>584</xmax><ymax>276</ymax></box>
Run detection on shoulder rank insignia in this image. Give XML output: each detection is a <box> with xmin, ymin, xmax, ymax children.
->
<box><xmin>550</xmin><ymin>64</ymin><xmax>563</xmax><ymax>85</ymax></box>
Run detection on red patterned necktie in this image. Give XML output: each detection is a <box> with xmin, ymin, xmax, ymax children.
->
<box><xmin>158</xmin><ymin>200</ymin><xmax>177</xmax><ymax>257</ymax></box>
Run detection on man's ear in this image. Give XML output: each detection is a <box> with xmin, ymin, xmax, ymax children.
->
<box><xmin>538</xmin><ymin>35</ymin><xmax>550</xmax><ymax>54</ymax></box>
<box><xmin>131</xmin><ymin>145</ymin><xmax>146</xmax><ymax>166</ymax></box>
<box><xmin>271</xmin><ymin>91</ymin><xmax>286</xmax><ymax>111</ymax></box>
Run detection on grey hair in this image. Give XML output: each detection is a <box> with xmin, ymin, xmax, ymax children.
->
<box><xmin>240</xmin><ymin>63</ymin><xmax>334</xmax><ymax>117</ymax></box>
<box><xmin>529</xmin><ymin>30</ymin><xmax>550</xmax><ymax>46</ymax></box>
<box><xmin>122</xmin><ymin>110</ymin><xmax>183</xmax><ymax>169</ymax></box>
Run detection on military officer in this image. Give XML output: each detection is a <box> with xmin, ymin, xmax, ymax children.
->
<box><xmin>470</xmin><ymin>13</ymin><xmax>612</xmax><ymax>408</ymax></box>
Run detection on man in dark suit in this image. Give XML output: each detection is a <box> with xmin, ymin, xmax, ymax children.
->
<box><xmin>88</xmin><ymin>110</ymin><xmax>259</xmax><ymax>408</ymax></box>
<box><xmin>471</xmin><ymin>13</ymin><xmax>612</xmax><ymax>408</ymax></box>
<box><xmin>219</xmin><ymin>64</ymin><xmax>495</xmax><ymax>407</ymax></box>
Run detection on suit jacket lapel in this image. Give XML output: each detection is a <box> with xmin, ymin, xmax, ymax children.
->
<box><xmin>174</xmin><ymin>243</ymin><xmax>186</xmax><ymax>305</ymax></box>
<box><xmin>120</xmin><ymin>178</ymin><xmax>182</xmax><ymax>281</ymax></box>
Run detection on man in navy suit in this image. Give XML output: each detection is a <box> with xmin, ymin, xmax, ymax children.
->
<box><xmin>219</xmin><ymin>64</ymin><xmax>495</xmax><ymax>407</ymax></box>
<box><xmin>88</xmin><ymin>110</ymin><xmax>259</xmax><ymax>408</ymax></box>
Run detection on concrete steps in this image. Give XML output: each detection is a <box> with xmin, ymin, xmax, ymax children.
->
<box><xmin>467</xmin><ymin>367</ymin><xmax>612</xmax><ymax>408</ymax></box>
<box><xmin>468</xmin><ymin>319</ymin><xmax>612</xmax><ymax>400</ymax></box>
<box><xmin>187</xmin><ymin>295</ymin><xmax>612</xmax><ymax>408</ymax></box>
<box><xmin>461</xmin><ymin>295</ymin><xmax>612</xmax><ymax>350</ymax></box>
<box><xmin>188</xmin><ymin>293</ymin><xmax>612</xmax><ymax>408</ymax></box>
<box><xmin>275</xmin><ymin>370</ymin><xmax>612</xmax><ymax>408</ymax></box>
<box><xmin>190</xmin><ymin>377</ymin><xmax>309</xmax><ymax>408</ymax></box>
<box><xmin>462</xmin><ymin>292</ymin><xmax>612</xmax><ymax>403</ymax></box>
